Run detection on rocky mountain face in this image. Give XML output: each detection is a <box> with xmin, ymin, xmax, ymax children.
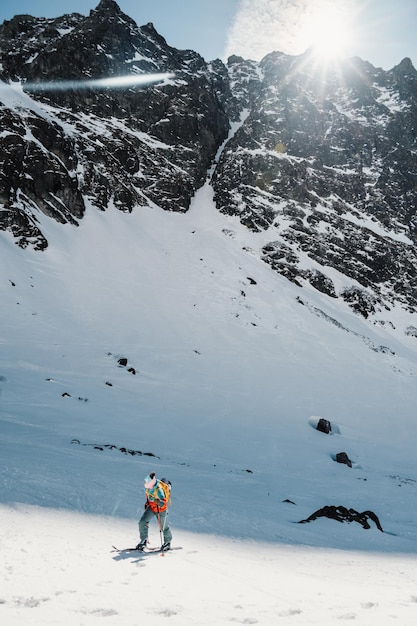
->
<box><xmin>216</xmin><ymin>52</ymin><xmax>417</xmax><ymax>317</ymax></box>
<box><xmin>0</xmin><ymin>0</ymin><xmax>237</xmax><ymax>249</ymax></box>
<box><xmin>1</xmin><ymin>0</ymin><xmax>417</xmax><ymax>322</ymax></box>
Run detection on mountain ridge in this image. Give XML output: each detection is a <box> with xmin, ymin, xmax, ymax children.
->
<box><xmin>1</xmin><ymin>0</ymin><xmax>417</xmax><ymax>328</ymax></box>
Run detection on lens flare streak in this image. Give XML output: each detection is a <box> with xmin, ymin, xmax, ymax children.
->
<box><xmin>24</xmin><ymin>72</ymin><xmax>175</xmax><ymax>92</ymax></box>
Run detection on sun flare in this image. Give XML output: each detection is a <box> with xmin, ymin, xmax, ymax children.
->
<box><xmin>302</xmin><ymin>4</ymin><xmax>353</xmax><ymax>60</ymax></box>
<box><xmin>225</xmin><ymin>0</ymin><xmax>359</xmax><ymax>65</ymax></box>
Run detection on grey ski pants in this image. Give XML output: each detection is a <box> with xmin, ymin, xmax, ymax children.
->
<box><xmin>139</xmin><ymin>506</ymin><xmax>172</xmax><ymax>544</ymax></box>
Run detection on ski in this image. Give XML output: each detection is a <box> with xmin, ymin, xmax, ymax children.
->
<box><xmin>111</xmin><ymin>545</ymin><xmax>182</xmax><ymax>554</ymax></box>
<box><xmin>145</xmin><ymin>546</ymin><xmax>182</xmax><ymax>555</ymax></box>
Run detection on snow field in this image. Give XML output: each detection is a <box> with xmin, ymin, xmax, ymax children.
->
<box><xmin>2</xmin><ymin>171</ymin><xmax>417</xmax><ymax>624</ymax></box>
<box><xmin>2</xmin><ymin>504</ymin><xmax>417</xmax><ymax>626</ymax></box>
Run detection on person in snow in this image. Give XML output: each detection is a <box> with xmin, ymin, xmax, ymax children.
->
<box><xmin>136</xmin><ymin>472</ymin><xmax>172</xmax><ymax>551</ymax></box>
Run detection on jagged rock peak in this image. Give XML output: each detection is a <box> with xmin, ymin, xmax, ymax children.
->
<box><xmin>88</xmin><ymin>0</ymin><xmax>138</xmax><ymax>30</ymax></box>
<box><xmin>92</xmin><ymin>0</ymin><xmax>123</xmax><ymax>15</ymax></box>
<box><xmin>88</xmin><ymin>0</ymin><xmax>139</xmax><ymax>30</ymax></box>
<box><xmin>140</xmin><ymin>22</ymin><xmax>170</xmax><ymax>48</ymax></box>
<box><xmin>228</xmin><ymin>55</ymin><xmax>247</xmax><ymax>65</ymax></box>
<box><xmin>392</xmin><ymin>57</ymin><xmax>417</xmax><ymax>74</ymax></box>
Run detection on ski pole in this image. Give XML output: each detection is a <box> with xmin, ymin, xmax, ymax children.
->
<box><xmin>157</xmin><ymin>505</ymin><xmax>163</xmax><ymax>547</ymax></box>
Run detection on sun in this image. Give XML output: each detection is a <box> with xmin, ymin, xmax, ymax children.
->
<box><xmin>301</xmin><ymin>4</ymin><xmax>353</xmax><ymax>60</ymax></box>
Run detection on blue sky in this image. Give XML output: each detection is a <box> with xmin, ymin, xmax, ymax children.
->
<box><xmin>0</xmin><ymin>0</ymin><xmax>416</xmax><ymax>70</ymax></box>
<box><xmin>0</xmin><ymin>0</ymin><xmax>240</xmax><ymax>62</ymax></box>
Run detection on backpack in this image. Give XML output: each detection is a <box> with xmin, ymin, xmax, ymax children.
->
<box><xmin>159</xmin><ymin>478</ymin><xmax>172</xmax><ymax>506</ymax></box>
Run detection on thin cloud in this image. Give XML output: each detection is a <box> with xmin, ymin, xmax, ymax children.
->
<box><xmin>225</xmin><ymin>0</ymin><xmax>354</xmax><ymax>61</ymax></box>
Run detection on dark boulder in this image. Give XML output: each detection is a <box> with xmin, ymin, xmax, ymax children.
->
<box><xmin>316</xmin><ymin>418</ymin><xmax>332</xmax><ymax>434</ymax></box>
<box><xmin>299</xmin><ymin>505</ymin><xmax>383</xmax><ymax>531</ymax></box>
<box><xmin>335</xmin><ymin>452</ymin><xmax>352</xmax><ymax>468</ymax></box>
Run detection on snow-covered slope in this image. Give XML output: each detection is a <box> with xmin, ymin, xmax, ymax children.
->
<box><xmin>2</xmin><ymin>504</ymin><xmax>417</xmax><ymax>625</ymax></box>
<box><xmin>2</xmin><ymin>4</ymin><xmax>417</xmax><ymax>624</ymax></box>
<box><xmin>2</xmin><ymin>177</ymin><xmax>417</xmax><ymax>544</ymax></box>
<box><xmin>2</xmin><ymin>185</ymin><xmax>417</xmax><ymax>624</ymax></box>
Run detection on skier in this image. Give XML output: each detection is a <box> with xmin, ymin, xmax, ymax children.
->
<box><xmin>136</xmin><ymin>472</ymin><xmax>173</xmax><ymax>551</ymax></box>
